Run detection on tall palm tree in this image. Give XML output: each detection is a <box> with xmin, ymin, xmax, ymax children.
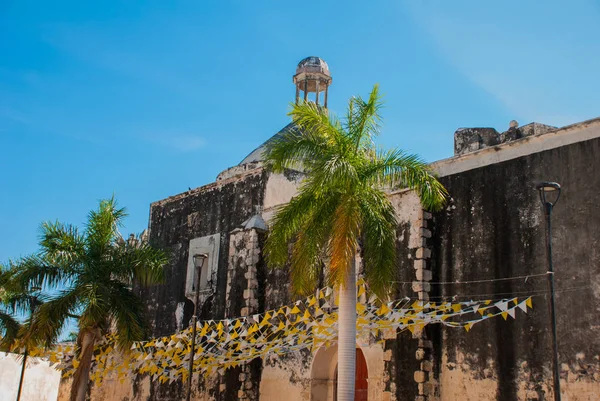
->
<box><xmin>264</xmin><ymin>85</ymin><xmax>447</xmax><ymax>401</ymax></box>
<box><xmin>11</xmin><ymin>198</ymin><xmax>168</xmax><ymax>401</ymax></box>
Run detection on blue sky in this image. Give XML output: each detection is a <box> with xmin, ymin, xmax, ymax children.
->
<box><xmin>2</xmin><ymin>0</ymin><xmax>600</xmax><ymax>262</ymax></box>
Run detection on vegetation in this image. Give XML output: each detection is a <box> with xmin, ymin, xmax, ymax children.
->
<box><xmin>264</xmin><ymin>85</ymin><xmax>447</xmax><ymax>401</ymax></box>
<box><xmin>7</xmin><ymin>198</ymin><xmax>168</xmax><ymax>401</ymax></box>
<box><xmin>0</xmin><ymin>269</ymin><xmax>23</xmax><ymax>351</ymax></box>
<box><xmin>0</xmin><ymin>270</ymin><xmax>44</xmax><ymax>351</ymax></box>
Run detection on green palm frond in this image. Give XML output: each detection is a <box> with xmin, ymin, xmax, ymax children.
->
<box><xmin>10</xmin><ymin>254</ymin><xmax>76</xmax><ymax>290</ymax></box>
<box><xmin>107</xmin><ymin>280</ymin><xmax>147</xmax><ymax>350</ymax></box>
<box><xmin>39</xmin><ymin>221</ymin><xmax>86</xmax><ymax>265</ymax></box>
<box><xmin>347</xmin><ymin>84</ymin><xmax>382</xmax><ymax>152</ymax></box>
<box><xmin>265</xmin><ymin>190</ymin><xmax>324</xmax><ymax>268</ymax></box>
<box><xmin>264</xmin><ymin>124</ymin><xmax>330</xmax><ymax>172</ymax></box>
<box><xmin>288</xmin><ymin>195</ymin><xmax>339</xmax><ymax>296</ymax></box>
<box><xmin>287</xmin><ymin>101</ymin><xmax>343</xmax><ymax>145</ymax></box>
<box><xmin>85</xmin><ymin>196</ymin><xmax>127</xmax><ymax>257</ymax></box>
<box><xmin>358</xmin><ymin>187</ymin><xmax>397</xmax><ymax>297</ymax></box>
<box><xmin>27</xmin><ymin>286</ymin><xmax>82</xmax><ymax>347</ymax></box>
<box><xmin>109</xmin><ymin>237</ymin><xmax>167</xmax><ymax>286</ymax></box>
<box><xmin>0</xmin><ymin>310</ymin><xmax>21</xmax><ymax>351</ymax></box>
<box><xmin>362</xmin><ymin>148</ymin><xmax>448</xmax><ymax>211</ymax></box>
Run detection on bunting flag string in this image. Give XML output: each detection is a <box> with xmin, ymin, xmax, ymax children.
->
<box><xmin>27</xmin><ymin>279</ymin><xmax>533</xmax><ymax>386</ymax></box>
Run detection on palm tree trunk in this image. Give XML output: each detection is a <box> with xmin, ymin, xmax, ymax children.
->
<box><xmin>70</xmin><ymin>328</ymin><xmax>98</xmax><ymax>401</ymax></box>
<box><xmin>337</xmin><ymin>258</ymin><xmax>356</xmax><ymax>401</ymax></box>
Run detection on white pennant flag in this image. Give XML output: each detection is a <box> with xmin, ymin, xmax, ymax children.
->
<box><xmin>517</xmin><ymin>301</ymin><xmax>528</xmax><ymax>313</ymax></box>
<box><xmin>495</xmin><ymin>301</ymin><xmax>508</xmax><ymax>312</ymax></box>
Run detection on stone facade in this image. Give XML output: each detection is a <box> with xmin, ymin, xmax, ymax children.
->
<box><xmin>62</xmin><ymin>113</ymin><xmax>600</xmax><ymax>401</ymax></box>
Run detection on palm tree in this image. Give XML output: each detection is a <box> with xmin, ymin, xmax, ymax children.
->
<box><xmin>0</xmin><ymin>270</ymin><xmax>45</xmax><ymax>401</ymax></box>
<box><xmin>263</xmin><ymin>85</ymin><xmax>447</xmax><ymax>401</ymax></box>
<box><xmin>11</xmin><ymin>198</ymin><xmax>168</xmax><ymax>401</ymax></box>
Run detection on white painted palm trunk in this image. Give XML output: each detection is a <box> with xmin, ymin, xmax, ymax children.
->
<box><xmin>337</xmin><ymin>259</ymin><xmax>357</xmax><ymax>401</ymax></box>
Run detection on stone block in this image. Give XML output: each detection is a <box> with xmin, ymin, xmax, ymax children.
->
<box><xmin>415</xmin><ymin>248</ymin><xmax>431</xmax><ymax>259</ymax></box>
<box><xmin>244</xmin><ymin>381</ymin><xmax>253</xmax><ymax>389</ymax></box>
<box><xmin>238</xmin><ymin>390</ymin><xmax>245</xmax><ymax>398</ymax></box>
<box><xmin>240</xmin><ymin>307</ymin><xmax>249</xmax><ymax>316</ymax></box>
<box><xmin>239</xmin><ymin>373</ymin><xmax>246</xmax><ymax>381</ymax></box>
<box><xmin>418</xmin><ymin>339</ymin><xmax>433</xmax><ymax>349</ymax></box>
<box><xmin>383</xmin><ymin>349</ymin><xmax>392</xmax><ymax>361</ymax></box>
<box><xmin>243</xmin><ymin>289</ymin><xmax>252</xmax><ymax>299</ymax></box>
<box><xmin>415</xmin><ymin>348</ymin><xmax>426</xmax><ymax>360</ymax></box>
<box><xmin>418</xmin><ymin>292</ymin><xmax>429</xmax><ymax>301</ymax></box>
<box><xmin>412</xmin><ymin>282</ymin><xmax>431</xmax><ymax>293</ymax></box>
<box><xmin>413</xmin><ymin>259</ymin><xmax>426</xmax><ymax>270</ymax></box>
<box><xmin>423</xmin><ymin>383</ymin><xmax>435</xmax><ymax>395</ymax></box>
<box><xmin>219</xmin><ymin>384</ymin><xmax>226</xmax><ymax>392</ymax></box>
<box><xmin>414</xmin><ymin>370</ymin><xmax>427</xmax><ymax>383</ymax></box>
<box><xmin>422</xmin><ymin>211</ymin><xmax>432</xmax><ymax>219</ymax></box>
<box><xmin>420</xmin><ymin>228</ymin><xmax>432</xmax><ymax>238</ymax></box>
<box><xmin>415</xmin><ymin>269</ymin><xmax>432</xmax><ymax>282</ymax></box>
<box><xmin>421</xmin><ymin>360</ymin><xmax>433</xmax><ymax>371</ymax></box>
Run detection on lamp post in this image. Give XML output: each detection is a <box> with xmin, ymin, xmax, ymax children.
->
<box><xmin>535</xmin><ymin>181</ymin><xmax>562</xmax><ymax>401</ymax></box>
<box><xmin>186</xmin><ymin>253</ymin><xmax>208</xmax><ymax>401</ymax></box>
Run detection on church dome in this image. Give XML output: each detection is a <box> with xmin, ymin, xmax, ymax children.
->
<box><xmin>296</xmin><ymin>56</ymin><xmax>331</xmax><ymax>76</ymax></box>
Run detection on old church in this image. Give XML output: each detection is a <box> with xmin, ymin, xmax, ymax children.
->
<box><xmin>78</xmin><ymin>57</ymin><xmax>600</xmax><ymax>401</ymax></box>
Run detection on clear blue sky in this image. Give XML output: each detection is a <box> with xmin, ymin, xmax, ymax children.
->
<box><xmin>2</xmin><ymin>0</ymin><xmax>600</xmax><ymax>262</ymax></box>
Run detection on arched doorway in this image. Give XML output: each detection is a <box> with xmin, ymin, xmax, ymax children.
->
<box><xmin>311</xmin><ymin>346</ymin><xmax>368</xmax><ymax>401</ymax></box>
<box><xmin>333</xmin><ymin>349</ymin><xmax>368</xmax><ymax>401</ymax></box>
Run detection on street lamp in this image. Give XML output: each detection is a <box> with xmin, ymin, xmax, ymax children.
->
<box><xmin>186</xmin><ymin>253</ymin><xmax>208</xmax><ymax>401</ymax></box>
<box><xmin>535</xmin><ymin>181</ymin><xmax>561</xmax><ymax>401</ymax></box>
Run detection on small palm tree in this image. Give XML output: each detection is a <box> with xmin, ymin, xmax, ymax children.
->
<box><xmin>0</xmin><ymin>270</ymin><xmax>45</xmax><ymax>401</ymax></box>
<box><xmin>11</xmin><ymin>198</ymin><xmax>168</xmax><ymax>401</ymax></box>
<box><xmin>0</xmin><ymin>269</ymin><xmax>22</xmax><ymax>351</ymax></box>
<box><xmin>264</xmin><ymin>85</ymin><xmax>447</xmax><ymax>401</ymax></box>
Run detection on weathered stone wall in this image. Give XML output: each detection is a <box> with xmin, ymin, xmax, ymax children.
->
<box><xmin>384</xmin><ymin>189</ymin><xmax>435</xmax><ymax>401</ymax></box>
<box><xmin>429</xmin><ymin>135</ymin><xmax>600</xmax><ymax>400</ymax></box>
<box><xmin>75</xmin><ymin>118</ymin><xmax>600</xmax><ymax>401</ymax></box>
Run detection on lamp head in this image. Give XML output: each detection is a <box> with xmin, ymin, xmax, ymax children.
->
<box><xmin>535</xmin><ymin>182</ymin><xmax>561</xmax><ymax>192</ymax></box>
<box><xmin>193</xmin><ymin>253</ymin><xmax>208</xmax><ymax>269</ymax></box>
<box><xmin>535</xmin><ymin>181</ymin><xmax>561</xmax><ymax>208</ymax></box>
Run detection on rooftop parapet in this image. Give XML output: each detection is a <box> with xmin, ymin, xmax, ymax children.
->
<box><xmin>454</xmin><ymin>122</ymin><xmax>558</xmax><ymax>156</ymax></box>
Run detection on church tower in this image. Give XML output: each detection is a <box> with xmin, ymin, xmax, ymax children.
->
<box><xmin>293</xmin><ymin>56</ymin><xmax>332</xmax><ymax>107</ymax></box>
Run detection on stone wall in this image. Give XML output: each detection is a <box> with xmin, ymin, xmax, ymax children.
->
<box><xmin>70</xmin><ymin>118</ymin><xmax>600</xmax><ymax>401</ymax></box>
<box><xmin>429</xmin><ymin>135</ymin><xmax>600</xmax><ymax>401</ymax></box>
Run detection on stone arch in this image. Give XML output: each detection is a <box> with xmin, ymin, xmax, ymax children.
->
<box><xmin>310</xmin><ymin>345</ymin><xmax>369</xmax><ymax>401</ymax></box>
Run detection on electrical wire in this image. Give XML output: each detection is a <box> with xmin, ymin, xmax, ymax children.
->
<box><xmin>391</xmin><ymin>285</ymin><xmax>591</xmax><ymax>302</ymax></box>
<box><xmin>391</xmin><ymin>272</ymin><xmax>551</xmax><ymax>286</ymax></box>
